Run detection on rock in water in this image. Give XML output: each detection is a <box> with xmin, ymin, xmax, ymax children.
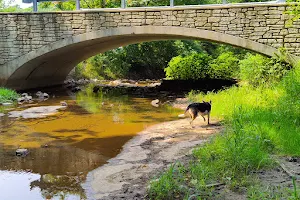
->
<box><xmin>2</xmin><ymin>102</ymin><xmax>13</xmax><ymax>106</ymax></box>
<box><xmin>16</xmin><ymin>149</ymin><xmax>29</xmax><ymax>156</ymax></box>
<box><xmin>60</xmin><ymin>101</ymin><xmax>68</xmax><ymax>106</ymax></box>
<box><xmin>151</xmin><ymin>99</ymin><xmax>159</xmax><ymax>107</ymax></box>
<box><xmin>178</xmin><ymin>114</ymin><xmax>186</xmax><ymax>118</ymax></box>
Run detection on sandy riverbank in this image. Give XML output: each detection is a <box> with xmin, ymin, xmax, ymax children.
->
<box><xmin>84</xmin><ymin>99</ymin><xmax>223</xmax><ymax>199</ymax></box>
<box><xmin>84</xmin><ymin>97</ymin><xmax>299</xmax><ymax>200</ymax></box>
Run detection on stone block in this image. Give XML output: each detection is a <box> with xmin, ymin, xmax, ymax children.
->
<box><xmin>208</xmin><ymin>17</ymin><xmax>220</xmax><ymax>23</ymax></box>
<box><xmin>254</xmin><ymin>27</ymin><xmax>269</xmax><ymax>32</ymax></box>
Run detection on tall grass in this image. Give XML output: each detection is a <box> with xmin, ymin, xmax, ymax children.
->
<box><xmin>148</xmin><ymin>64</ymin><xmax>300</xmax><ymax>199</ymax></box>
<box><xmin>191</xmin><ymin>66</ymin><xmax>300</xmax><ymax>155</ymax></box>
<box><xmin>0</xmin><ymin>87</ymin><xmax>19</xmax><ymax>104</ymax></box>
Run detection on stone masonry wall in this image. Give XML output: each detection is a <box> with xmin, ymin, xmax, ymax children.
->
<box><xmin>0</xmin><ymin>3</ymin><xmax>299</xmax><ymax>66</ymax></box>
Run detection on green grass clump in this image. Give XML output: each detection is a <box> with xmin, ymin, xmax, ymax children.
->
<box><xmin>148</xmin><ymin>163</ymin><xmax>187</xmax><ymax>200</ymax></box>
<box><xmin>0</xmin><ymin>87</ymin><xmax>19</xmax><ymax>104</ymax></box>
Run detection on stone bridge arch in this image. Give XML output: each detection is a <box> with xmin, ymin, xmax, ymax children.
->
<box><xmin>3</xmin><ymin>26</ymin><xmax>281</xmax><ymax>90</ymax></box>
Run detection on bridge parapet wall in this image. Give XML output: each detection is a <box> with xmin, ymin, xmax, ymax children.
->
<box><xmin>0</xmin><ymin>3</ymin><xmax>299</xmax><ymax>66</ymax></box>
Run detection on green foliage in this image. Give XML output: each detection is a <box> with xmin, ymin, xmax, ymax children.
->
<box><xmin>75</xmin><ymin>40</ymin><xmax>180</xmax><ymax>80</ymax></box>
<box><xmin>0</xmin><ymin>87</ymin><xmax>19</xmax><ymax>103</ymax></box>
<box><xmin>165</xmin><ymin>51</ymin><xmax>241</xmax><ymax>80</ymax></box>
<box><xmin>247</xmin><ymin>183</ymin><xmax>300</xmax><ymax>200</ymax></box>
<box><xmin>38</xmin><ymin>1</ymin><xmax>76</xmax><ymax>11</ymax></box>
<box><xmin>123</xmin><ymin>41</ymin><xmax>179</xmax><ymax>79</ymax></box>
<box><xmin>209</xmin><ymin>52</ymin><xmax>239</xmax><ymax>79</ymax></box>
<box><xmin>190</xmin><ymin>64</ymin><xmax>300</xmax><ymax>155</ymax></box>
<box><xmin>149</xmin><ymin>63</ymin><xmax>300</xmax><ymax>199</ymax></box>
<box><xmin>239</xmin><ymin>53</ymin><xmax>292</xmax><ymax>87</ymax></box>
<box><xmin>193</xmin><ymin>117</ymin><xmax>273</xmax><ymax>181</ymax></box>
<box><xmin>215</xmin><ymin>44</ymin><xmax>249</xmax><ymax>59</ymax></box>
<box><xmin>165</xmin><ymin>53</ymin><xmax>212</xmax><ymax>80</ymax></box>
<box><xmin>174</xmin><ymin>0</ymin><xmax>222</xmax><ymax>6</ymax></box>
<box><xmin>285</xmin><ymin>0</ymin><xmax>300</xmax><ymax>26</ymax></box>
<box><xmin>148</xmin><ymin>163</ymin><xmax>187</xmax><ymax>200</ymax></box>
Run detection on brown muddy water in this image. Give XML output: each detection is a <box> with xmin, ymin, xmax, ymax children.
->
<box><xmin>0</xmin><ymin>85</ymin><xmax>182</xmax><ymax>200</ymax></box>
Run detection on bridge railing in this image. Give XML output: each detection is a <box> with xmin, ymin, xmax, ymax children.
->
<box><xmin>24</xmin><ymin>0</ymin><xmax>286</xmax><ymax>12</ymax></box>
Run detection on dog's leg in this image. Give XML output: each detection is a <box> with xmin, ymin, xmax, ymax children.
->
<box><xmin>201</xmin><ymin>115</ymin><xmax>206</xmax><ymax>122</ymax></box>
<box><xmin>189</xmin><ymin>109</ymin><xmax>196</xmax><ymax>127</ymax></box>
<box><xmin>190</xmin><ymin>116</ymin><xmax>195</xmax><ymax>126</ymax></box>
<box><xmin>208</xmin><ymin>113</ymin><xmax>210</xmax><ymax>125</ymax></box>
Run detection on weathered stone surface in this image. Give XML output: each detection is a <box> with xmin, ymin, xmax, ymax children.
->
<box><xmin>8</xmin><ymin>106</ymin><xmax>66</xmax><ymax>118</ymax></box>
<box><xmin>1</xmin><ymin>3</ymin><xmax>300</xmax><ymax>90</ymax></box>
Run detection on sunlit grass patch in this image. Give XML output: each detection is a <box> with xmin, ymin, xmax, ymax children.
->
<box><xmin>0</xmin><ymin>87</ymin><xmax>19</xmax><ymax>104</ymax></box>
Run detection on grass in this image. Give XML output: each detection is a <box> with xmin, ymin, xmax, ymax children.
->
<box><xmin>148</xmin><ymin>65</ymin><xmax>300</xmax><ymax>199</ymax></box>
<box><xmin>0</xmin><ymin>87</ymin><xmax>19</xmax><ymax>104</ymax></box>
<box><xmin>148</xmin><ymin>162</ymin><xmax>187</xmax><ymax>200</ymax></box>
<box><xmin>247</xmin><ymin>184</ymin><xmax>296</xmax><ymax>200</ymax></box>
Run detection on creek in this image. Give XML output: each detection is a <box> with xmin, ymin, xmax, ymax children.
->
<box><xmin>0</xmin><ymin>84</ymin><xmax>182</xmax><ymax>200</ymax></box>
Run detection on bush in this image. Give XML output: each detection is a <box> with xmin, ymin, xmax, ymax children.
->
<box><xmin>239</xmin><ymin>53</ymin><xmax>292</xmax><ymax>86</ymax></box>
<box><xmin>165</xmin><ymin>53</ymin><xmax>212</xmax><ymax>80</ymax></box>
<box><xmin>0</xmin><ymin>87</ymin><xmax>19</xmax><ymax>103</ymax></box>
<box><xmin>73</xmin><ymin>51</ymin><xmax>131</xmax><ymax>80</ymax></box>
<box><xmin>209</xmin><ymin>52</ymin><xmax>239</xmax><ymax>79</ymax></box>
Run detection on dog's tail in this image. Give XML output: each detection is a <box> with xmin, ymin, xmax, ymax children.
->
<box><xmin>184</xmin><ymin>105</ymin><xmax>191</xmax><ymax>114</ymax></box>
<box><xmin>178</xmin><ymin>105</ymin><xmax>190</xmax><ymax>118</ymax></box>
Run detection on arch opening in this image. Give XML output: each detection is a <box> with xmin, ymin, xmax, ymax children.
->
<box><xmin>3</xmin><ymin>26</ymin><xmax>279</xmax><ymax>90</ymax></box>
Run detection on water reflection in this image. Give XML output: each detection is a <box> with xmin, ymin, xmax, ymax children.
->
<box><xmin>0</xmin><ymin>85</ymin><xmax>181</xmax><ymax>199</ymax></box>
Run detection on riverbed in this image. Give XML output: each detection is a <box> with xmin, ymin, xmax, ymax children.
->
<box><xmin>0</xmin><ymin>85</ymin><xmax>183</xmax><ymax>200</ymax></box>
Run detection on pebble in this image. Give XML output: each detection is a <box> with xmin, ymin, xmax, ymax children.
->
<box><xmin>2</xmin><ymin>102</ymin><xmax>13</xmax><ymax>106</ymax></box>
<box><xmin>16</xmin><ymin>149</ymin><xmax>29</xmax><ymax>156</ymax></box>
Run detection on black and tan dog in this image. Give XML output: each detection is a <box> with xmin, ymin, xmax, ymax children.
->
<box><xmin>184</xmin><ymin>100</ymin><xmax>212</xmax><ymax>125</ymax></box>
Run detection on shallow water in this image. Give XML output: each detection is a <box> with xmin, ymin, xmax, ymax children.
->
<box><xmin>0</xmin><ymin>86</ymin><xmax>182</xmax><ymax>199</ymax></box>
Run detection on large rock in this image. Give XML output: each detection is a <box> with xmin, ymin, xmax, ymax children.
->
<box><xmin>8</xmin><ymin>106</ymin><xmax>66</xmax><ymax>119</ymax></box>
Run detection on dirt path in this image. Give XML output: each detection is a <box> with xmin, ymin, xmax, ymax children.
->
<box><xmin>84</xmin><ymin>99</ymin><xmax>222</xmax><ymax>200</ymax></box>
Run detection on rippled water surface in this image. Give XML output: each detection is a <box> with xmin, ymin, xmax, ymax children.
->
<box><xmin>0</xmin><ymin>86</ymin><xmax>181</xmax><ymax>199</ymax></box>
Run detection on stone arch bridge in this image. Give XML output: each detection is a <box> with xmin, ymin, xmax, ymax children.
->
<box><xmin>0</xmin><ymin>2</ymin><xmax>299</xmax><ymax>90</ymax></box>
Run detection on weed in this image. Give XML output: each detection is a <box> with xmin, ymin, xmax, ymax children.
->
<box><xmin>148</xmin><ymin>162</ymin><xmax>187</xmax><ymax>200</ymax></box>
<box><xmin>0</xmin><ymin>87</ymin><xmax>19</xmax><ymax>104</ymax></box>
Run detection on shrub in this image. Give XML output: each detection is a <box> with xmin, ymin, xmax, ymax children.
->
<box><xmin>209</xmin><ymin>52</ymin><xmax>239</xmax><ymax>79</ymax></box>
<box><xmin>165</xmin><ymin>53</ymin><xmax>212</xmax><ymax>80</ymax></box>
<box><xmin>0</xmin><ymin>87</ymin><xmax>19</xmax><ymax>103</ymax></box>
<box><xmin>239</xmin><ymin>53</ymin><xmax>292</xmax><ymax>86</ymax></box>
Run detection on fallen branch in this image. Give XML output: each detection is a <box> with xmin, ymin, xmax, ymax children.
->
<box><xmin>205</xmin><ymin>182</ymin><xmax>225</xmax><ymax>188</ymax></box>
